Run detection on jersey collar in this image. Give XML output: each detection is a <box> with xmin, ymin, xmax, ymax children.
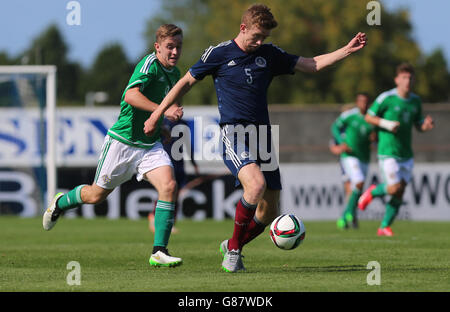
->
<box><xmin>232</xmin><ymin>39</ymin><xmax>250</xmax><ymax>55</ymax></box>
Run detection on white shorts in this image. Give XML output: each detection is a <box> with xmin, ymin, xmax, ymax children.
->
<box><xmin>340</xmin><ymin>156</ymin><xmax>368</xmax><ymax>189</ymax></box>
<box><xmin>339</xmin><ymin>162</ymin><xmax>350</xmax><ymax>183</ymax></box>
<box><xmin>94</xmin><ymin>135</ymin><xmax>173</xmax><ymax>189</ymax></box>
<box><xmin>378</xmin><ymin>157</ymin><xmax>414</xmax><ymax>186</ymax></box>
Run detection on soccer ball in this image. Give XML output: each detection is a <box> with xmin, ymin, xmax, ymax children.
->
<box><xmin>269</xmin><ymin>214</ymin><xmax>306</xmax><ymax>250</ymax></box>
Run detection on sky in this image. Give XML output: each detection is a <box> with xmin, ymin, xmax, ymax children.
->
<box><xmin>0</xmin><ymin>0</ymin><xmax>449</xmax><ymax>68</ymax></box>
<box><xmin>384</xmin><ymin>0</ymin><xmax>450</xmax><ymax>61</ymax></box>
<box><xmin>0</xmin><ymin>0</ymin><xmax>162</xmax><ymax>67</ymax></box>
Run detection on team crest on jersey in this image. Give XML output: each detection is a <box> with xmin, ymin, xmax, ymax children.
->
<box><xmin>102</xmin><ymin>175</ymin><xmax>111</xmax><ymax>184</ymax></box>
<box><xmin>255</xmin><ymin>56</ymin><xmax>267</xmax><ymax>68</ymax></box>
<box><xmin>241</xmin><ymin>151</ymin><xmax>250</xmax><ymax>159</ymax></box>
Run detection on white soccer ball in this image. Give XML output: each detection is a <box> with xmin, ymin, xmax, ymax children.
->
<box><xmin>269</xmin><ymin>214</ymin><xmax>306</xmax><ymax>250</ymax></box>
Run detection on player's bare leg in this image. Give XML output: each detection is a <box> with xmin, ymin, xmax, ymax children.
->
<box><xmin>81</xmin><ymin>184</ymin><xmax>114</xmax><ymax>203</ymax></box>
<box><xmin>145</xmin><ymin>166</ymin><xmax>182</xmax><ymax>267</ymax></box>
<box><xmin>254</xmin><ymin>189</ymin><xmax>280</xmax><ymax>224</ymax></box>
<box><xmin>43</xmin><ymin>184</ymin><xmax>113</xmax><ymax>231</ymax></box>
<box><xmin>222</xmin><ymin>163</ymin><xmax>265</xmax><ymax>272</ymax></box>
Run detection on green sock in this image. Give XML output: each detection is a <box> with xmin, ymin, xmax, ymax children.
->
<box><xmin>371</xmin><ymin>183</ymin><xmax>387</xmax><ymax>197</ymax></box>
<box><xmin>57</xmin><ymin>184</ymin><xmax>86</xmax><ymax>210</ymax></box>
<box><xmin>381</xmin><ymin>197</ymin><xmax>402</xmax><ymax>228</ymax></box>
<box><xmin>153</xmin><ymin>200</ymin><xmax>175</xmax><ymax>248</ymax></box>
<box><xmin>343</xmin><ymin>189</ymin><xmax>362</xmax><ymax>221</ymax></box>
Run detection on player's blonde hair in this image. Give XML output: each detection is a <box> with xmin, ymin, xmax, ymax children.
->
<box><xmin>241</xmin><ymin>4</ymin><xmax>278</xmax><ymax>30</ymax></box>
<box><xmin>155</xmin><ymin>24</ymin><xmax>183</xmax><ymax>43</ymax></box>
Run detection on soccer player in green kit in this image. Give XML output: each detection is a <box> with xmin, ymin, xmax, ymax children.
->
<box><xmin>358</xmin><ymin>63</ymin><xmax>434</xmax><ymax>236</ymax></box>
<box><xmin>331</xmin><ymin>93</ymin><xmax>375</xmax><ymax>229</ymax></box>
<box><xmin>43</xmin><ymin>24</ymin><xmax>185</xmax><ymax>267</ymax></box>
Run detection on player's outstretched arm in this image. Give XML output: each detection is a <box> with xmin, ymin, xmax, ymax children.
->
<box><xmin>143</xmin><ymin>71</ymin><xmax>198</xmax><ymax>136</ymax></box>
<box><xmin>295</xmin><ymin>32</ymin><xmax>367</xmax><ymax>73</ymax></box>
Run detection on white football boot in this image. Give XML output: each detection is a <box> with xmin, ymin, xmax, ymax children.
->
<box><xmin>43</xmin><ymin>193</ymin><xmax>64</xmax><ymax>231</ymax></box>
<box><xmin>149</xmin><ymin>248</ymin><xmax>182</xmax><ymax>267</ymax></box>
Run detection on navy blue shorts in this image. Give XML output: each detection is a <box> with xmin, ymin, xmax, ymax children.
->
<box><xmin>220</xmin><ymin>123</ymin><xmax>282</xmax><ymax>190</ymax></box>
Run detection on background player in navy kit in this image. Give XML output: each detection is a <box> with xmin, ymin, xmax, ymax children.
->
<box><xmin>144</xmin><ymin>4</ymin><xmax>367</xmax><ymax>272</ymax></box>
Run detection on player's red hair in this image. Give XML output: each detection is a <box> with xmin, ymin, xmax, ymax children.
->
<box><xmin>241</xmin><ymin>4</ymin><xmax>278</xmax><ymax>30</ymax></box>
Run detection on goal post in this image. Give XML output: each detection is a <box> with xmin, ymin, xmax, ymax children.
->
<box><xmin>0</xmin><ymin>65</ymin><xmax>57</xmax><ymax>212</ymax></box>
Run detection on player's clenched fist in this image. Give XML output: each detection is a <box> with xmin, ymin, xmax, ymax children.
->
<box><xmin>144</xmin><ymin>116</ymin><xmax>158</xmax><ymax>137</ymax></box>
<box><xmin>164</xmin><ymin>105</ymin><xmax>183</xmax><ymax>122</ymax></box>
<box><xmin>421</xmin><ymin>115</ymin><xmax>434</xmax><ymax>131</ymax></box>
<box><xmin>345</xmin><ymin>32</ymin><xmax>367</xmax><ymax>54</ymax></box>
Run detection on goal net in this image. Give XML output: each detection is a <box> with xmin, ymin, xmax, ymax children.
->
<box><xmin>0</xmin><ymin>66</ymin><xmax>57</xmax><ymax>216</ymax></box>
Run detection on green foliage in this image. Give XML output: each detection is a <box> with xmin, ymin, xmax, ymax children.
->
<box><xmin>85</xmin><ymin>43</ymin><xmax>134</xmax><ymax>106</ymax></box>
<box><xmin>0</xmin><ymin>51</ymin><xmax>15</xmax><ymax>65</ymax></box>
<box><xmin>416</xmin><ymin>49</ymin><xmax>450</xmax><ymax>102</ymax></box>
<box><xmin>0</xmin><ymin>1</ymin><xmax>449</xmax><ymax>105</ymax></box>
<box><xmin>19</xmin><ymin>24</ymin><xmax>84</xmax><ymax>102</ymax></box>
<box><xmin>0</xmin><ymin>25</ymin><xmax>133</xmax><ymax>106</ymax></box>
<box><xmin>142</xmin><ymin>0</ymin><xmax>449</xmax><ymax>104</ymax></box>
<box><xmin>23</xmin><ymin>24</ymin><xmax>68</xmax><ymax>65</ymax></box>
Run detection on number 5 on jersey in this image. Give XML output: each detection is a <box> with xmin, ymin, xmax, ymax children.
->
<box><xmin>245</xmin><ymin>68</ymin><xmax>253</xmax><ymax>84</ymax></box>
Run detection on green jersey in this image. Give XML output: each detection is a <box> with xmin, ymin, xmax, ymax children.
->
<box><xmin>108</xmin><ymin>52</ymin><xmax>181</xmax><ymax>149</ymax></box>
<box><xmin>368</xmin><ymin>88</ymin><xmax>424</xmax><ymax>160</ymax></box>
<box><xmin>331</xmin><ymin>107</ymin><xmax>374</xmax><ymax>162</ymax></box>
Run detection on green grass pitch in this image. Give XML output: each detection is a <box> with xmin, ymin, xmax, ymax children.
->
<box><xmin>1</xmin><ymin>216</ymin><xmax>449</xmax><ymax>292</ymax></box>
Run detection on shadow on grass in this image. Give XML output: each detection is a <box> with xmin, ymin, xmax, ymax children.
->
<box><xmin>257</xmin><ymin>264</ymin><xmax>368</xmax><ymax>274</ymax></box>
<box><xmin>254</xmin><ymin>265</ymin><xmax>450</xmax><ymax>274</ymax></box>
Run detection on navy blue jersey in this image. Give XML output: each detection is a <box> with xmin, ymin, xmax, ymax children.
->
<box><xmin>189</xmin><ymin>40</ymin><xmax>299</xmax><ymax>125</ymax></box>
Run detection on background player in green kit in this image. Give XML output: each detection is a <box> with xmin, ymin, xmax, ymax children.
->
<box><xmin>43</xmin><ymin>24</ymin><xmax>185</xmax><ymax>267</ymax></box>
<box><xmin>331</xmin><ymin>93</ymin><xmax>375</xmax><ymax>229</ymax></box>
<box><xmin>358</xmin><ymin>63</ymin><xmax>434</xmax><ymax>236</ymax></box>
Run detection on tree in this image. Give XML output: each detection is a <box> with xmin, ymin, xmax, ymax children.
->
<box><xmin>21</xmin><ymin>24</ymin><xmax>83</xmax><ymax>102</ymax></box>
<box><xmin>416</xmin><ymin>49</ymin><xmax>450</xmax><ymax>102</ymax></box>
<box><xmin>0</xmin><ymin>51</ymin><xmax>15</xmax><ymax>65</ymax></box>
<box><xmin>143</xmin><ymin>0</ymin><xmax>450</xmax><ymax>104</ymax></box>
<box><xmin>85</xmin><ymin>43</ymin><xmax>133</xmax><ymax>106</ymax></box>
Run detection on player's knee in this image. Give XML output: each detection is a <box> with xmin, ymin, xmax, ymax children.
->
<box><xmin>159</xmin><ymin>179</ymin><xmax>177</xmax><ymax>197</ymax></box>
<box><xmin>249</xmin><ymin>180</ymin><xmax>266</xmax><ymax>200</ymax></box>
<box><xmin>387</xmin><ymin>183</ymin><xmax>404</xmax><ymax>197</ymax></box>
<box><xmin>354</xmin><ymin>182</ymin><xmax>364</xmax><ymax>191</ymax></box>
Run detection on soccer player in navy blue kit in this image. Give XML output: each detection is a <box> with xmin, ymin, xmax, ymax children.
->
<box><xmin>144</xmin><ymin>4</ymin><xmax>367</xmax><ymax>272</ymax></box>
